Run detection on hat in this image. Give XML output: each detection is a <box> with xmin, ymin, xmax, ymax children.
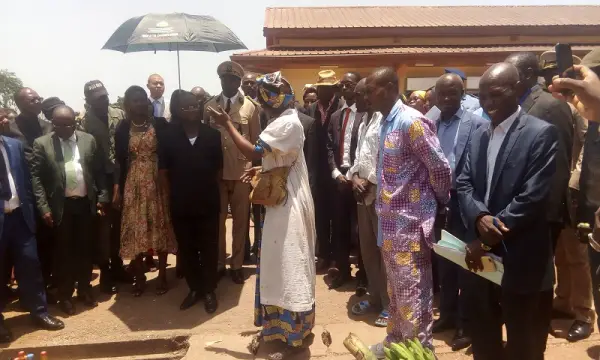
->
<box><xmin>84</xmin><ymin>80</ymin><xmax>108</xmax><ymax>99</ymax></box>
<box><xmin>539</xmin><ymin>50</ymin><xmax>582</xmax><ymax>70</ymax></box>
<box><xmin>313</xmin><ymin>70</ymin><xmax>339</xmax><ymax>87</ymax></box>
<box><xmin>581</xmin><ymin>48</ymin><xmax>600</xmax><ymax>69</ymax></box>
<box><xmin>217</xmin><ymin>61</ymin><xmax>244</xmax><ymax>79</ymax></box>
<box><xmin>444</xmin><ymin>68</ymin><xmax>466</xmax><ymax>80</ymax></box>
<box><xmin>41</xmin><ymin>97</ymin><xmax>65</xmax><ymax>113</ymax></box>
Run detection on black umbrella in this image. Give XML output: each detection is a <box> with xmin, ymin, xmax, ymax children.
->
<box><xmin>102</xmin><ymin>13</ymin><xmax>247</xmax><ymax>88</ymax></box>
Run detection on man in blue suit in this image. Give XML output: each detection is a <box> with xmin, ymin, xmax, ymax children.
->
<box><xmin>0</xmin><ymin>131</ymin><xmax>64</xmax><ymax>343</ymax></box>
<box><xmin>457</xmin><ymin>63</ymin><xmax>558</xmax><ymax>360</ymax></box>
<box><xmin>430</xmin><ymin>73</ymin><xmax>487</xmax><ymax>351</ymax></box>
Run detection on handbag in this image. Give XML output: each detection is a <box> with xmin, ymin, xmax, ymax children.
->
<box><xmin>249</xmin><ymin>164</ymin><xmax>294</xmax><ymax>207</ymax></box>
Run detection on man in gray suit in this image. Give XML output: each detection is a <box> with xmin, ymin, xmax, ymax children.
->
<box><xmin>31</xmin><ymin>106</ymin><xmax>109</xmax><ymax>316</ymax></box>
<box><xmin>430</xmin><ymin>73</ymin><xmax>487</xmax><ymax>351</ymax></box>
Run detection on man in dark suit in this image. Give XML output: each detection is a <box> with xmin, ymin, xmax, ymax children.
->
<box><xmin>505</xmin><ymin>53</ymin><xmax>573</xmax><ymax>250</ymax></box>
<box><xmin>326</xmin><ymin>72</ymin><xmax>363</xmax><ymax>288</ymax></box>
<box><xmin>0</xmin><ymin>131</ymin><xmax>64</xmax><ymax>343</ymax></box>
<box><xmin>5</xmin><ymin>88</ymin><xmax>55</xmax><ymax>298</ymax></box>
<box><xmin>31</xmin><ymin>106</ymin><xmax>109</xmax><ymax>316</ymax></box>
<box><xmin>307</xmin><ymin>70</ymin><xmax>343</xmax><ymax>271</ymax></box>
<box><xmin>457</xmin><ymin>63</ymin><xmax>558</xmax><ymax>360</ymax></box>
<box><xmin>430</xmin><ymin>73</ymin><xmax>487</xmax><ymax>351</ymax></box>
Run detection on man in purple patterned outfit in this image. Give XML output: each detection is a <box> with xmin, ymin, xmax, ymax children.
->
<box><xmin>365</xmin><ymin>68</ymin><xmax>452</xmax><ymax>357</ymax></box>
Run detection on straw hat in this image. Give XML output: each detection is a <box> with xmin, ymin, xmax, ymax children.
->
<box><xmin>313</xmin><ymin>70</ymin><xmax>339</xmax><ymax>87</ymax></box>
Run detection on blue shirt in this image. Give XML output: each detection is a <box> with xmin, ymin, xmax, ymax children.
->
<box><xmin>436</xmin><ymin>108</ymin><xmax>463</xmax><ymax>174</ymax></box>
<box><xmin>461</xmin><ymin>94</ymin><xmax>480</xmax><ymax>112</ymax></box>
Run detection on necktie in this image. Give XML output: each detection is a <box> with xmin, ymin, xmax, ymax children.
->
<box><xmin>339</xmin><ymin>108</ymin><xmax>351</xmax><ymax>161</ymax></box>
<box><xmin>153</xmin><ymin>100</ymin><xmax>161</xmax><ymax>117</ymax></box>
<box><xmin>63</xmin><ymin>140</ymin><xmax>78</xmax><ymax>191</ymax></box>
<box><xmin>0</xmin><ymin>143</ymin><xmax>11</xmax><ymax>201</ymax></box>
<box><xmin>225</xmin><ymin>98</ymin><xmax>232</xmax><ymax>113</ymax></box>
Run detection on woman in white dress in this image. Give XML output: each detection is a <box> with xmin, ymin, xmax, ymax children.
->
<box><xmin>208</xmin><ymin>71</ymin><xmax>316</xmax><ymax>359</ymax></box>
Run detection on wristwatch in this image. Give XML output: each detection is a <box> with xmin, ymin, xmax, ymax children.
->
<box><xmin>480</xmin><ymin>242</ymin><xmax>492</xmax><ymax>251</ymax></box>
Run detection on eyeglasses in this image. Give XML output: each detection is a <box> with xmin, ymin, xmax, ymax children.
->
<box><xmin>53</xmin><ymin>124</ymin><xmax>75</xmax><ymax>129</ymax></box>
<box><xmin>29</xmin><ymin>97</ymin><xmax>43</xmax><ymax>104</ymax></box>
<box><xmin>181</xmin><ymin>105</ymin><xmax>200</xmax><ymax>112</ymax></box>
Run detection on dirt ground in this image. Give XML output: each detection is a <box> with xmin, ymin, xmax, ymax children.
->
<box><xmin>1</xmin><ymin>220</ymin><xmax>599</xmax><ymax>359</ymax></box>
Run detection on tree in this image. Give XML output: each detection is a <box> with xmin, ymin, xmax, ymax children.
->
<box><xmin>0</xmin><ymin>70</ymin><xmax>24</xmax><ymax>109</ymax></box>
<box><xmin>110</xmin><ymin>96</ymin><xmax>124</xmax><ymax>110</ymax></box>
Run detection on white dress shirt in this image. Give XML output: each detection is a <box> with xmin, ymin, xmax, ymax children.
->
<box><xmin>485</xmin><ymin>106</ymin><xmax>520</xmax><ymax>205</ymax></box>
<box><xmin>150</xmin><ymin>96</ymin><xmax>171</xmax><ymax>120</ymax></box>
<box><xmin>61</xmin><ymin>134</ymin><xmax>87</xmax><ymax>197</ymax></box>
<box><xmin>189</xmin><ymin>136</ymin><xmax>197</xmax><ymax>145</ymax></box>
<box><xmin>1</xmin><ymin>142</ymin><xmax>20</xmax><ymax>211</ymax></box>
<box><xmin>346</xmin><ymin>112</ymin><xmax>383</xmax><ymax>205</ymax></box>
<box><xmin>332</xmin><ymin>103</ymin><xmax>358</xmax><ymax>179</ymax></box>
<box><xmin>221</xmin><ymin>92</ymin><xmax>240</xmax><ymax>112</ymax></box>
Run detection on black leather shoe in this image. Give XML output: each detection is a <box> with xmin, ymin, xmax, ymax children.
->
<box><xmin>59</xmin><ymin>299</ymin><xmax>76</xmax><ymax>316</ymax></box>
<box><xmin>451</xmin><ymin>328</ymin><xmax>472</xmax><ymax>351</ymax></box>
<box><xmin>328</xmin><ymin>273</ymin><xmax>350</xmax><ymax>290</ymax></box>
<box><xmin>567</xmin><ymin>320</ymin><xmax>592</xmax><ymax>342</ymax></box>
<box><xmin>231</xmin><ymin>269</ymin><xmax>245</xmax><ymax>284</ymax></box>
<box><xmin>432</xmin><ymin>317</ymin><xmax>455</xmax><ymax>333</ymax></box>
<box><xmin>0</xmin><ymin>320</ymin><xmax>13</xmax><ymax>343</ymax></box>
<box><xmin>100</xmin><ymin>281</ymin><xmax>118</xmax><ymax>295</ymax></box>
<box><xmin>77</xmin><ymin>290</ymin><xmax>98</xmax><ymax>308</ymax></box>
<box><xmin>32</xmin><ymin>314</ymin><xmax>65</xmax><ymax>331</ymax></box>
<box><xmin>204</xmin><ymin>292</ymin><xmax>218</xmax><ymax>314</ymax></box>
<box><xmin>180</xmin><ymin>291</ymin><xmax>201</xmax><ymax>311</ymax></box>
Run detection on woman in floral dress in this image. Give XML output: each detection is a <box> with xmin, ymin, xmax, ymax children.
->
<box><xmin>114</xmin><ymin>85</ymin><xmax>175</xmax><ymax>296</ymax></box>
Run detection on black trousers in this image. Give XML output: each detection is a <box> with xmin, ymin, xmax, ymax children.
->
<box><xmin>464</xmin><ymin>272</ymin><xmax>552</xmax><ymax>360</ymax></box>
<box><xmin>54</xmin><ymin>198</ymin><xmax>93</xmax><ymax>300</ymax></box>
<box><xmin>173</xmin><ymin>213</ymin><xmax>219</xmax><ymax>294</ymax></box>
<box><xmin>332</xmin><ymin>181</ymin><xmax>357</xmax><ymax>275</ymax></box>
<box><xmin>95</xmin><ymin>175</ymin><xmax>124</xmax><ymax>278</ymax></box>
<box><xmin>36</xmin><ymin>218</ymin><xmax>54</xmax><ymax>288</ymax></box>
<box><xmin>315</xmin><ymin>179</ymin><xmax>334</xmax><ymax>262</ymax></box>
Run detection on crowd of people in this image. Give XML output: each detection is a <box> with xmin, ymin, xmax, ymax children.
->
<box><xmin>1</xmin><ymin>45</ymin><xmax>600</xmax><ymax>360</ymax></box>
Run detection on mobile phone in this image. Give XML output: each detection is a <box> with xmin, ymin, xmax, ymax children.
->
<box><xmin>555</xmin><ymin>43</ymin><xmax>575</xmax><ymax>79</ymax></box>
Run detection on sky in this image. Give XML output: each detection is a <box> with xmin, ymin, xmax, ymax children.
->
<box><xmin>1</xmin><ymin>0</ymin><xmax>597</xmax><ymax>111</ymax></box>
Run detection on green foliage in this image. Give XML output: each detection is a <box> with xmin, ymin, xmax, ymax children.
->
<box><xmin>0</xmin><ymin>69</ymin><xmax>24</xmax><ymax>109</ymax></box>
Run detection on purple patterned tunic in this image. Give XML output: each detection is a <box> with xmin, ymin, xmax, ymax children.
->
<box><xmin>376</xmin><ymin>100</ymin><xmax>452</xmax><ymax>349</ymax></box>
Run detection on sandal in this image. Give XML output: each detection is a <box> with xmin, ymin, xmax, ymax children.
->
<box><xmin>132</xmin><ymin>275</ymin><xmax>147</xmax><ymax>297</ymax></box>
<box><xmin>374</xmin><ymin>310</ymin><xmax>389</xmax><ymax>327</ymax></box>
<box><xmin>156</xmin><ymin>278</ymin><xmax>169</xmax><ymax>296</ymax></box>
<box><xmin>351</xmin><ymin>300</ymin><xmax>372</xmax><ymax>316</ymax></box>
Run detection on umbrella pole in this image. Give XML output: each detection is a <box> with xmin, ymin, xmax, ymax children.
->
<box><xmin>177</xmin><ymin>44</ymin><xmax>181</xmax><ymax>89</ymax></box>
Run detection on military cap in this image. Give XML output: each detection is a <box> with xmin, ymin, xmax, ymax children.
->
<box><xmin>444</xmin><ymin>68</ymin><xmax>466</xmax><ymax>80</ymax></box>
<box><xmin>581</xmin><ymin>48</ymin><xmax>600</xmax><ymax>69</ymax></box>
<box><xmin>540</xmin><ymin>50</ymin><xmax>582</xmax><ymax>70</ymax></box>
<box><xmin>217</xmin><ymin>61</ymin><xmax>244</xmax><ymax>79</ymax></box>
<box><xmin>84</xmin><ymin>80</ymin><xmax>108</xmax><ymax>99</ymax></box>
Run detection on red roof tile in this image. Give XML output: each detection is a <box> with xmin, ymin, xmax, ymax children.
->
<box><xmin>233</xmin><ymin>45</ymin><xmax>595</xmax><ymax>59</ymax></box>
<box><xmin>264</xmin><ymin>6</ymin><xmax>600</xmax><ymax>29</ymax></box>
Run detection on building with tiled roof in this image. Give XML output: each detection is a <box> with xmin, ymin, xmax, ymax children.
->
<box><xmin>231</xmin><ymin>5</ymin><xmax>600</xmax><ymax>93</ymax></box>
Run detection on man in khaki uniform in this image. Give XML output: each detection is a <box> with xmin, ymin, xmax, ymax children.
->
<box><xmin>79</xmin><ymin>80</ymin><xmax>131</xmax><ymax>294</ymax></box>
<box><xmin>204</xmin><ymin>61</ymin><xmax>260</xmax><ymax>284</ymax></box>
<box><xmin>540</xmin><ymin>51</ymin><xmax>595</xmax><ymax>341</ymax></box>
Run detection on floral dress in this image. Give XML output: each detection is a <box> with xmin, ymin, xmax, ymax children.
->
<box><xmin>120</xmin><ymin>125</ymin><xmax>176</xmax><ymax>258</ymax></box>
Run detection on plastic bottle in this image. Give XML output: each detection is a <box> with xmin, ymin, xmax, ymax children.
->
<box><xmin>17</xmin><ymin>351</ymin><xmax>25</xmax><ymax>360</ymax></box>
<box><xmin>26</xmin><ymin>354</ymin><xmax>34</xmax><ymax>360</ymax></box>
<box><xmin>40</xmin><ymin>351</ymin><xmax>48</xmax><ymax>360</ymax></box>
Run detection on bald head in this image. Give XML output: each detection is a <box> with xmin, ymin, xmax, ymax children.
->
<box><xmin>14</xmin><ymin>87</ymin><xmax>42</xmax><ymax>117</ymax></box>
<box><xmin>505</xmin><ymin>52</ymin><xmax>539</xmax><ymax>88</ymax></box>
<box><xmin>435</xmin><ymin>73</ymin><xmax>465</xmax><ymax>118</ymax></box>
<box><xmin>52</xmin><ymin>105</ymin><xmax>76</xmax><ymax>140</ymax></box>
<box><xmin>479</xmin><ymin>62</ymin><xmax>520</xmax><ymax>125</ymax></box>
<box><xmin>366</xmin><ymin>67</ymin><xmax>400</xmax><ymax>115</ymax></box>
<box><xmin>147</xmin><ymin>74</ymin><xmax>165</xmax><ymax>99</ymax></box>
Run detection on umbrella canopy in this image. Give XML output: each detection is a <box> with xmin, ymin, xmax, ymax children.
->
<box><xmin>102</xmin><ymin>13</ymin><xmax>247</xmax><ymax>53</ymax></box>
